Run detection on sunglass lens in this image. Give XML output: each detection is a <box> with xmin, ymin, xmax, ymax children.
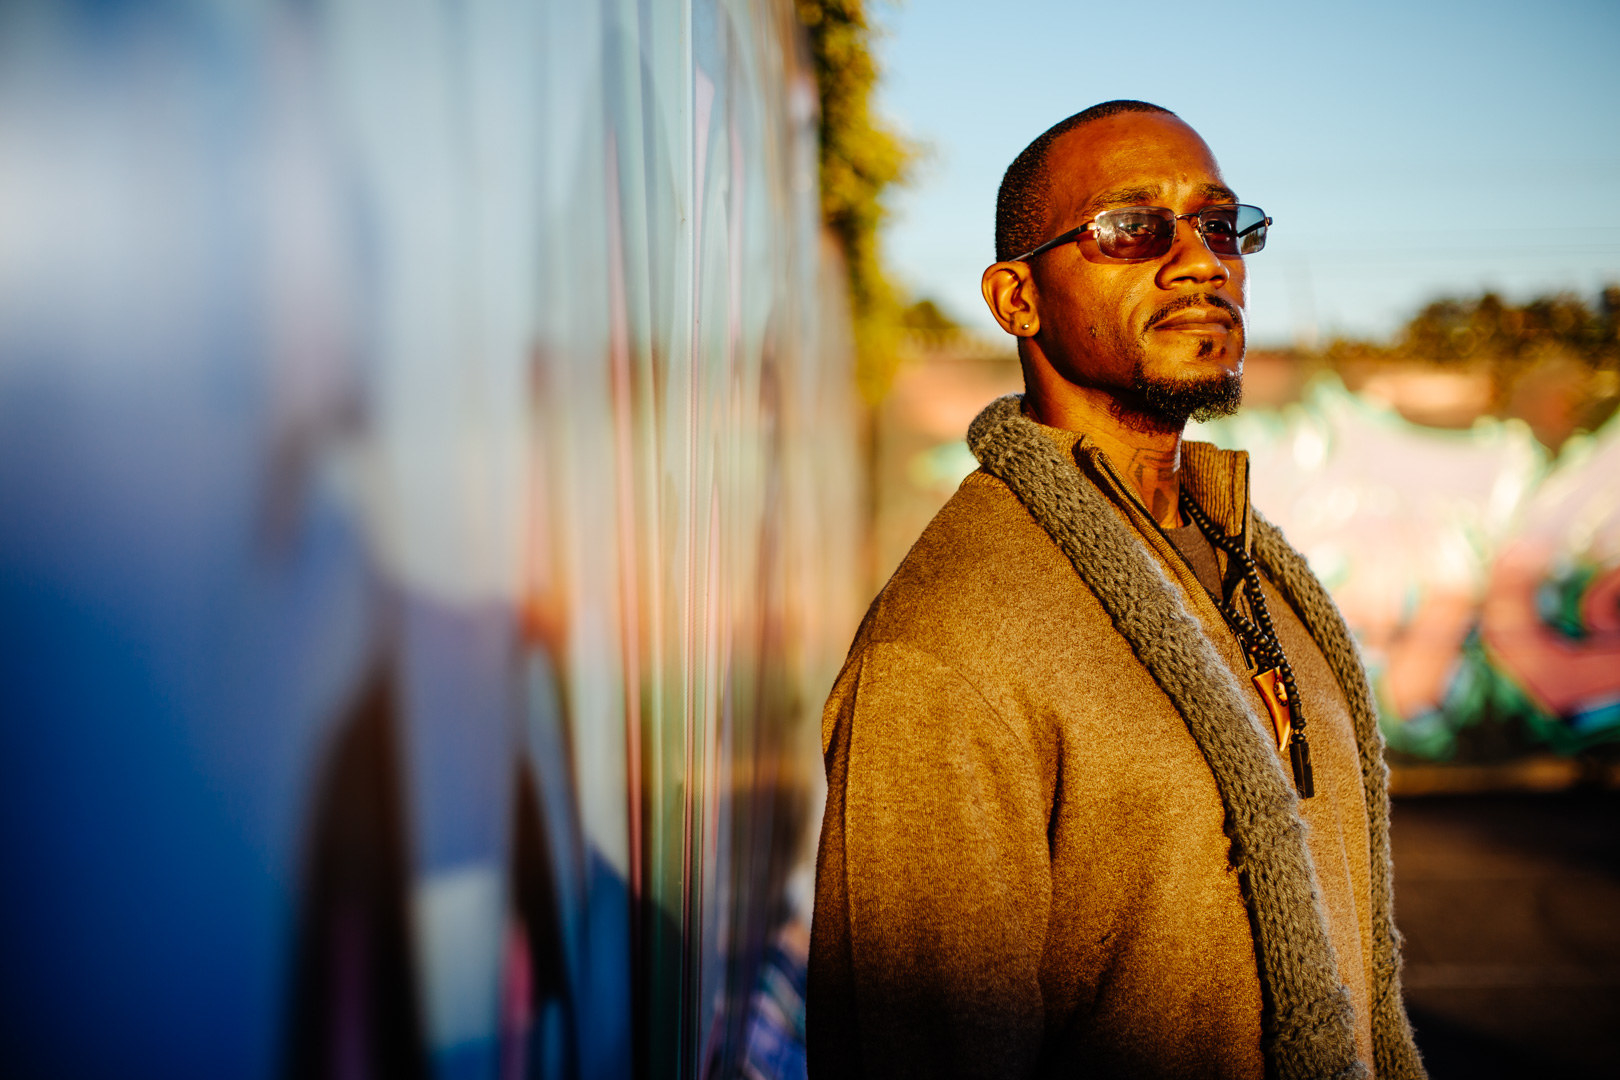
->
<box><xmin>1234</xmin><ymin>205</ymin><xmax>1268</xmax><ymax>255</ymax></box>
<box><xmin>1198</xmin><ymin>207</ymin><xmax>1241</xmax><ymax>256</ymax></box>
<box><xmin>1096</xmin><ymin>209</ymin><xmax>1174</xmax><ymax>259</ymax></box>
<box><xmin>1195</xmin><ymin>205</ymin><xmax>1268</xmax><ymax>256</ymax></box>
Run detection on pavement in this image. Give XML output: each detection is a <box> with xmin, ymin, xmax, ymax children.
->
<box><xmin>1391</xmin><ymin>790</ymin><xmax>1620</xmax><ymax>1078</ymax></box>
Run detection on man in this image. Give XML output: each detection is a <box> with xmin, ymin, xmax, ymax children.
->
<box><xmin>808</xmin><ymin>101</ymin><xmax>1426</xmax><ymax>1080</ymax></box>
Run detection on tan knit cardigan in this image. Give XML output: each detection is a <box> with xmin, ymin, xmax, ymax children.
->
<box><xmin>809</xmin><ymin>395</ymin><xmax>1425</xmax><ymax>1080</ymax></box>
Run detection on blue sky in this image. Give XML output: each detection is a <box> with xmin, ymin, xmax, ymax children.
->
<box><xmin>872</xmin><ymin>0</ymin><xmax>1620</xmax><ymax>346</ymax></box>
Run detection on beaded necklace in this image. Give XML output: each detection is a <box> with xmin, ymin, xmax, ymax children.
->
<box><xmin>1179</xmin><ymin>488</ymin><xmax>1316</xmax><ymax>798</ymax></box>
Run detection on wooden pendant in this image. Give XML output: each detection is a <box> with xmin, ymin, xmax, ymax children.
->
<box><xmin>1252</xmin><ymin>666</ymin><xmax>1292</xmax><ymax>751</ymax></box>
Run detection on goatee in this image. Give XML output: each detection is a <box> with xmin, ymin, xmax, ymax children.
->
<box><xmin>1103</xmin><ymin>293</ymin><xmax>1247</xmax><ymax>433</ymax></box>
<box><xmin>1109</xmin><ymin>366</ymin><xmax>1243</xmax><ymax>434</ymax></box>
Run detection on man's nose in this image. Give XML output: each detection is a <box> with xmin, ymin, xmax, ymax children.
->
<box><xmin>1156</xmin><ymin>217</ymin><xmax>1229</xmax><ymax>287</ymax></box>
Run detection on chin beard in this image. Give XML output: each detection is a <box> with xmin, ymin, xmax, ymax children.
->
<box><xmin>1109</xmin><ymin>368</ymin><xmax>1243</xmax><ymax>434</ymax></box>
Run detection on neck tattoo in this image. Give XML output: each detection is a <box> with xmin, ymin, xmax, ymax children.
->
<box><xmin>1126</xmin><ymin>445</ymin><xmax>1180</xmax><ymax>525</ymax></box>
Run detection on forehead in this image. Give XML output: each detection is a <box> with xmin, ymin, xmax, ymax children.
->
<box><xmin>1042</xmin><ymin>113</ymin><xmax>1229</xmax><ymax>226</ymax></box>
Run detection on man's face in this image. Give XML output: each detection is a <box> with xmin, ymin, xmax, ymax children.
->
<box><xmin>1029</xmin><ymin>113</ymin><xmax>1247</xmax><ymax>429</ymax></box>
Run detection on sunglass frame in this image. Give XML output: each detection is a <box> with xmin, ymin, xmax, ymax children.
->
<box><xmin>1012</xmin><ymin>203</ymin><xmax>1271</xmax><ymax>263</ymax></box>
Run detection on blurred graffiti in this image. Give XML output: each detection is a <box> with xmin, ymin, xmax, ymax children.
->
<box><xmin>1192</xmin><ymin>378</ymin><xmax>1620</xmax><ymax>766</ymax></box>
<box><xmin>0</xmin><ymin>1</ymin><xmax>858</xmax><ymax>1078</ymax></box>
<box><xmin>871</xmin><ymin>329</ymin><xmax>1620</xmax><ymax>777</ymax></box>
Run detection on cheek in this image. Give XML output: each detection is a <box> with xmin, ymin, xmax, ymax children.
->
<box><xmin>1229</xmin><ymin>263</ymin><xmax>1250</xmax><ymax>306</ymax></box>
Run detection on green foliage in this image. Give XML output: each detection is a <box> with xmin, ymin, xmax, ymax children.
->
<box><xmin>898</xmin><ymin>298</ymin><xmax>958</xmax><ymax>331</ymax></box>
<box><xmin>795</xmin><ymin>0</ymin><xmax>915</xmax><ymax>403</ymax></box>
<box><xmin>1396</xmin><ymin>288</ymin><xmax>1620</xmax><ymax>368</ymax></box>
<box><xmin>1315</xmin><ymin>287</ymin><xmax>1620</xmax><ymax>443</ymax></box>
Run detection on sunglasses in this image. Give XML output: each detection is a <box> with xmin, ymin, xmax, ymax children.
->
<box><xmin>1013</xmin><ymin>203</ymin><xmax>1271</xmax><ymax>262</ymax></box>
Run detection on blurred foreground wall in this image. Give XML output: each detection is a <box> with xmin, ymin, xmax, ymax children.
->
<box><xmin>0</xmin><ymin>1</ymin><xmax>861</xmax><ymax>1077</ymax></box>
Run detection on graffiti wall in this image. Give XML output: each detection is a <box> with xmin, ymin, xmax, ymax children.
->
<box><xmin>1192</xmin><ymin>379</ymin><xmax>1620</xmax><ymax>769</ymax></box>
<box><xmin>871</xmin><ymin>337</ymin><xmax>1620</xmax><ymax>781</ymax></box>
<box><xmin>0</xmin><ymin>1</ymin><xmax>860</xmax><ymax>1078</ymax></box>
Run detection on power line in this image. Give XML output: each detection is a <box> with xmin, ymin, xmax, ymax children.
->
<box><xmin>1268</xmin><ymin>250</ymin><xmax>1620</xmax><ymax>266</ymax></box>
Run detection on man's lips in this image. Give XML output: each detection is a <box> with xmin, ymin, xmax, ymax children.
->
<box><xmin>1150</xmin><ymin>307</ymin><xmax>1236</xmax><ymax>331</ymax></box>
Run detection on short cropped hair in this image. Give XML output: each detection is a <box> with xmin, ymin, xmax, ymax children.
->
<box><xmin>994</xmin><ymin>100</ymin><xmax>1176</xmax><ymax>262</ymax></box>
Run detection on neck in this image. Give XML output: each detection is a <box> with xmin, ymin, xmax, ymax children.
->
<box><xmin>1024</xmin><ymin>383</ymin><xmax>1186</xmax><ymax>528</ymax></box>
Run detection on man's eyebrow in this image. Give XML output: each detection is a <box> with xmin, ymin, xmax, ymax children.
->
<box><xmin>1082</xmin><ymin>186</ymin><xmax>1159</xmax><ymax>215</ymax></box>
<box><xmin>1080</xmin><ymin>182</ymin><xmax>1242</xmax><ymax>218</ymax></box>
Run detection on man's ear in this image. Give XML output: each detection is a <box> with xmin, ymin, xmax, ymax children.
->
<box><xmin>981</xmin><ymin>261</ymin><xmax>1038</xmax><ymax>338</ymax></box>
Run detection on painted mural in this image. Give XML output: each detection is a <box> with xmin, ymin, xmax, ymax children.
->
<box><xmin>872</xmin><ymin>337</ymin><xmax>1620</xmax><ymax>779</ymax></box>
<box><xmin>1192</xmin><ymin>378</ymin><xmax>1620</xmax><ymax>767</ymax></box>
<box><xmin>0</xmin><ymin>1</ymin><xmax>859</xmax><ymax>1078</ymax></box>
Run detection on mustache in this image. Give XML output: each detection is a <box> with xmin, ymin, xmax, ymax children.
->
<box><xmin>1146</xmin><ymin>293</ymin><xmax>1243</xmax><ymax>329</ymax></box>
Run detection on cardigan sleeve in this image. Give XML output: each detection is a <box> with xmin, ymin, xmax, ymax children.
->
<box><xmin>807</xmin><ymin>641</ymin><xmax>1052</xmax><ymax>1080</ymax></box>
